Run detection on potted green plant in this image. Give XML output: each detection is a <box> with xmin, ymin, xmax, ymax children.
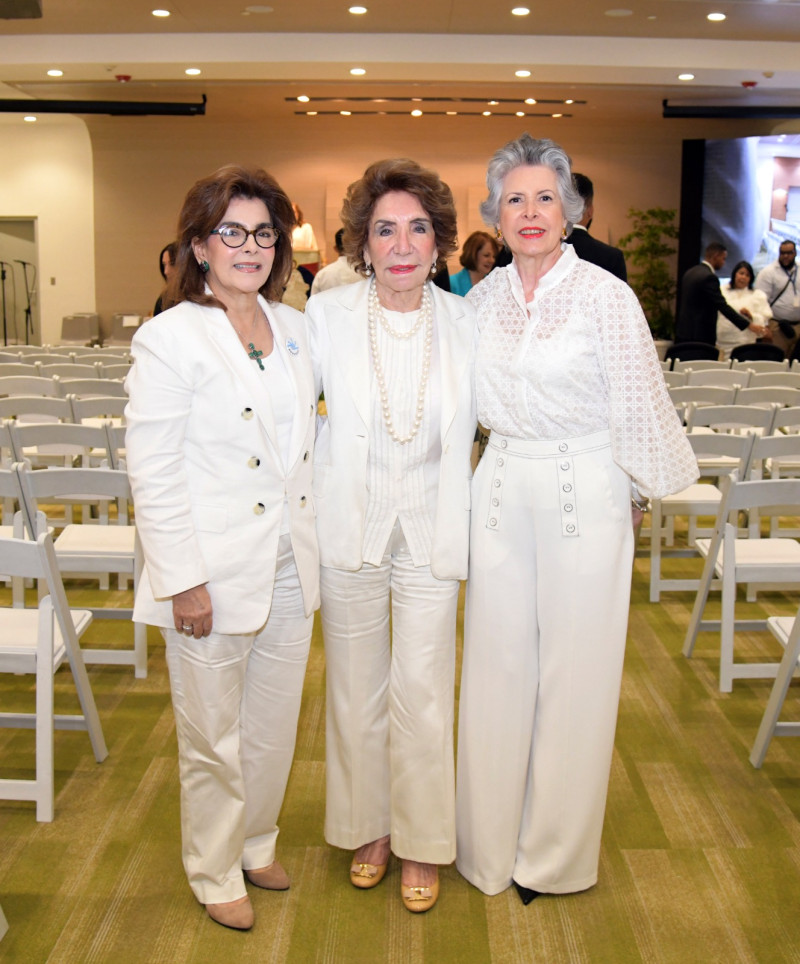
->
<box><xmin>618</xmin><ymin>207</ymin><xmax>679</xmax><ymax>343</ymax></box>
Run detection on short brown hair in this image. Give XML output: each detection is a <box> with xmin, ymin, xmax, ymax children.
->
<box><xmin>341</xmin><ymin>158</ymin><xmax>458</xmax><ymax>277</ymax></box>
<box><xmin>167</xmin><ymin>165</ymin><xmax>296</xmax><ymax>310</ymax></box>
<box><xmin>459</xmin><ymin>231</ymin><xmax>500</xmax><ymax>271</ymax></box>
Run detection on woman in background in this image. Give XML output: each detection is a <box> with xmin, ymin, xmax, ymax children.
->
<box><xmin>716</xmin><ymin>259</ymin><xmax>771</xmax><ymax>359</ymax></box>
<box><xmin>126</xmin><ymin>165</ymin><xmax>319</xmax><ymax>931</ymax></box>
<box><xmin>449</xmin><ymin>230</ymin><xmax>500</xmax><ymax>296</ymax></box>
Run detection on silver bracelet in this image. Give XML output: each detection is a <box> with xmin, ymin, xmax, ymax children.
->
<box><xmin>631</xmin><ymin>497</ymin><xmax>650</xmax><ymax>513</ymax></box>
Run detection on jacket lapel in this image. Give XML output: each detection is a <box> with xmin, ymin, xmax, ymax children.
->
<box><xmin>432</xmin><ymin>285</ymin><xmax>472</xmax><ymax>440</ymax></box>
<box><xmin>325</xmin><ymin>281</ymin><xmax>372</xmax><ymax>430</ymax></box>
<box><xmin>265</xmin><ymin>301</ymin><xmax>312</xmax><ymax>469</ymax></box>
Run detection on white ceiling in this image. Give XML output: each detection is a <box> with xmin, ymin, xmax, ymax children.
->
<box><xmin>0</xmin><ymin>0</ymin><xmax>798</xmax><ymax>120</ymax></box>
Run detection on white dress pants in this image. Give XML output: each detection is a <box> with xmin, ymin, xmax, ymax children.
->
<box><xmin>321</xmin><ymin>521</ymin><xmax>460</xmax><ymax>864</ymax></box>
<box><xmin>164</xmin><ymin>534</ymin><xmax>312</xmax><ymax>905</ymax></box>
<box><xmin>456</xmin><ymin>431</ymin><xmax>633</xmax><ymax>896</ymax></box>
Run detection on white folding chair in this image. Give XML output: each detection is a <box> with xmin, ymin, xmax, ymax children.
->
<box><xmin>68</xmin><ymin>395</ymin><xmax>126</xmax><ymax>425</ymax></box>
<box><xmin>0</xmin><ymin>363</ymin><xmax>41</xmax><ymax>378</ymax></box>
<box><xmin>734</xmin><ymin>386</ymin><xmax>800</xmax><ymax>409</ymax></box>
<box><xmin>673</xmin><ymin>359</ymin><xmax>728</xmax><ymax>372</ymax></box>
<box><xmin>58</xmin><ymin>378</ymin><xmax>127</xmax><ymax>399</ymax></box>
<box><xmin>0</xmin><ymin>375</ymin><xmax>61</xmax><ymax>398</ymax></box>
<box><xmin>37</xmin><ymin>363</ymin><xmax>99</xmax><ymax>381</ymax></box>
<box><xmin>685</xmin><ymin>369</ymin><xmax>750</xmax><ymax>389</ymax></box>
<box><xmin>14</xmin><ymin>463</ymin><xmax>147</xmax><ymax>678</ymax></box>
<box><xmin>748</xmin><ymin>371</ymin><xmax>800</xmax><ymax>389</ymax></box>
<box><xmin>668</xmin><ymin>385</ymin><xmax>736</xmax><ymax>412</ymax></box>
<box><xmin>686</xmin><ymin>403</ymin><xmax>778</xmax><ymax>437</ymax></box>
<box><xmin>649</xmin><ymin>433</ymin><xmax>755</xmax><ymax>602</ymax></box>
<box><xmin>96</xmin><ymin>363</ymin><xmax>131</xmax><ymax>380</ymax></box>
<box><xmin>0</xmin><ymin>396</ymin><xmax>73</xmax><ymax>425</ymax></box>
<box><xmin>683</xmin><ymin>477</ymin><xmax>800</xmax><ymax>692</ymax></box>
<box><xmin>750</xmin><ymin>607</ymin><xmax>800</xmax><ymax>767</ymax></box>
<box><xmin>663</xmin><ymin>370</ymin><xmax>687</xmax><ymax>388</ymax></box>
<box><xmin>0</xmin><ymin>532</ymin><xmax>108</xmax><ymax>821</ymax></box>
<box><xmin>731</xmin><ymin>359</ymin><xmax>788</xmax><ymax>374</ymax></box>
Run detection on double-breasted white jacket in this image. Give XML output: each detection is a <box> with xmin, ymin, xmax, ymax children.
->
<box><xmin>125</xmin><ymin>295</ymin><xmax>320</xmax><ymax>634</ymax></box>
<box><xmin>306</xmin><ymin>280</ymin><xmax>477</xmax><ymax>581</ymax></box>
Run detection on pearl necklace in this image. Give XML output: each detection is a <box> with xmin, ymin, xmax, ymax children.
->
<box><xmin>368</xmin><ymin>278</ymin><xmax>434</xmax><ymax>445</ymax></box>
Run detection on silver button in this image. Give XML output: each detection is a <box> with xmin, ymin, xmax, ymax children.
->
<box><xmin>242</xmin><ymin>407</ymin><xmax>254</xmax><ymax>420</ymax></box>
<box><xmin>494</xmin><ymin>479</ymin><xmax>501</xmax><ymax>487</ymax></box>
<box><xmin>300</xmin><ymin>496</ymin><xmax>307</xmax><ymax>507</ymax></box>
<box><xmin>497</xmin><ymin>457</ymin><xmax>504</xmax><ymax>467</ymax></box>
<box><xmin>489</xmin><ymin>517</ymin><xmax>497</xmax><ymax>526</ymax></box>
<box><xmin>564</xmin><ymin>503</ymin><xmax>573</xmax><ymax>512</ymax></box>
<box><xmin>559</xmin><ymin>442</ymin><xmax>568</xmax><ymax>452</ymax></box>
<box><xmin>560</xmin><ymin>462</ymin><xmax>570</xmax><ymax>471</ymax></box>
<box><xmin>566</xmin><ymin>523</ymin><xmax>576</xmax><ymax>533</ymax></box>
<box><xmin>247</xmin><ymin>457</ymin><xmax>260</xmax><ymax>469</ymax></box>
<box><xmin>492</xmin><ymin>498</ymin><xmax>499</xmax><ymax>506</ymax></box>
<box><xmin>562</xmin><ymin>483</ymin><xmax>572</xmax><ymax>492</ymax></box>
<box><xmin>254</xmin><ymin>503</ymin><xmax>265</xmax><ymax>515</ymax></box>
<box><xmin>500</xmin><ymin>439</ymin><xmax>508</xmax><ymax>449</ymax></box>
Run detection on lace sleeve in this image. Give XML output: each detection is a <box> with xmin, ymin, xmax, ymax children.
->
<box><xmin>595</xmin><ymin>280</ymin><xmax>699</xmax><ymax>500</ymax></box>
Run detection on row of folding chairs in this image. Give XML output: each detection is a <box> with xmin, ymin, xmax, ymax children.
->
<box><xmin>0</xmin><ymin>394</ymin><xmax>126</xmax><ymax>427</ymax></box>
<box><xmin>0</xmin><ymin>360</ymin><xmax>130</xmax><ymax>380</ymax></box>
<box><xmin>670</xmin><ymin>387</ymin><xmax>800</xmax><ymax>419</ymax></box>
<box><xmin>0</xmin><ymin>375</ymin><xmax>127</xmax><ymax>400</ymax></box>
<box><xmin>660</xmin><ymin>358</ymin><xmax>796</xmax><ymax>374</ymax></box>
<box><xmin>0</xmin><ymin>419</ymin><xmax>125</xmax><ymax>473</ymax></box>
<box><xmin>664</xmin><ymin>369</ymin><xmax>800</xmax><ymax>390</ymax></box>
<box><xmin>680</xmin><ymin>402</ymin><xmax>800</xmax><ymax>438</ymax></box>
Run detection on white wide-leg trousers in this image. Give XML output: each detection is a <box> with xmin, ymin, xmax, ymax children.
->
<box><xmin>164</xmin><ymin>534</ymin><xmax>312</xmax><ymax>905</ymax></box>
<box><xmin>456</xmin><ymin>431</ymin><xmax>633</xmax><ymax>896</ymax></box>
<box><xmin>321</xmin><ymin>521</ymin><xmax>459</xmax><ymax>864</ymax></box>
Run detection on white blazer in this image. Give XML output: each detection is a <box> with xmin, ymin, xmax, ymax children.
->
<box><xmin>306</xmin><ymin>280</ymin><xmax>477</xmax><ymax>581</ymax></box>
<box><xmin>125</xmin><ymin>295</ymin><xmax>320</xmax><ymax>634</ymax></box>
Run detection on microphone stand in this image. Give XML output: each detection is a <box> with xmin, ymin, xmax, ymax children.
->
<box><xmin>15</xmin><ymin>260</ymin><xmax>36</xmax><ymax>345</ymax></box>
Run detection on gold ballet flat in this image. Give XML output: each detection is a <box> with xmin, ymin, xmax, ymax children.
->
<box><xmin>350</xmin><ymin>860</ymin><xmax>388</xmax><ymax>889</ymax></box>
<box><xmin>401</xmin><ymin>877</ymin><xmax>439</xmax><ymax>913</ymax></box>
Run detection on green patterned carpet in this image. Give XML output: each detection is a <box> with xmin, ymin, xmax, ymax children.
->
<box><xmin>2</xmin><ymin>545</ymin><xmax>800</xmax><ymax>963</ymax></box>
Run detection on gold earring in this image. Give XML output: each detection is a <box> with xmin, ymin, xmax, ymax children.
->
<box><xmin>496</xmin><ymin>228</ymin><xmax>503</xmax><ymax>241</ymax></box>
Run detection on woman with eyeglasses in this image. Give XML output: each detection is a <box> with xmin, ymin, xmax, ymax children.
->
<box><xmin>125</xmin><ymin>165</ymin><xmax>319</xmax><ymax>931</ymax></box>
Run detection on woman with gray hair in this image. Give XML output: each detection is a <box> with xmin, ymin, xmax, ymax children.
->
<box><xmin>455</xmin><ymin>134</ymin><xmax>697</xmax><ymax>903</ymax></box>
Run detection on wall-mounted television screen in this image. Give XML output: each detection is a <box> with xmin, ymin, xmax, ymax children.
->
<box><xmin>679</xmin><ymin>134</ymin><xmax>800</xmax><ymax>285</ymax></box>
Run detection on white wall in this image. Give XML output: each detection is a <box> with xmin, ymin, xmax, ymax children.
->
<box><xmin>0</xmin><ymin>110</ymin><xmax>95</xmax><ymax>345</ymax></box>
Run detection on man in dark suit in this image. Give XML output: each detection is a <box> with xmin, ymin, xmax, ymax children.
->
<box><xmin>676</xmin><ymin>241</ymin><xmax>757</xmax><ymax>345</ymax></box>
<box><xmin>566</xmin><ymin>173</ymin><xmax>627</xmax><ymax>281</ymax></box>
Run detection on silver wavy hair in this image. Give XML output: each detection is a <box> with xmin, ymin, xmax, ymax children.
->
<box><xmin>479</xmin><ymin>134</ymin><xmax>584</xmax><ymax>235</ymax></box>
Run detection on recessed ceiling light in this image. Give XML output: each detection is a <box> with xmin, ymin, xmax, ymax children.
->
<box><xmin>47</xmin><ymin>69</ymin><xmax>63</xmax><ymax>77</ymax></box>
<box><xmin>488</xmin><ymin>100</ymin><xmax>499</xmax><ymax>106</ymax></box>
<box><xmin>185</xmin><ymin>67</ymin><xmax>201</xmax><ymax>76</ymax></box>
<box><xmin>23</xmin><ymin>115</ymin><xmax>37</xmax><ymax>122</ymax></box>
<box><xmin>707</xmin><ymin>11</ymin><xmax>726</xmax><ymax>21</ymax></box>
<box><xmin>446</xmin><ymin>111</ymin><xmax>457</xmax><ymax>116</ymax></box>
<box><xmin>349</xmin><ymin>5</ymin><xmax>368</xmax><ymax>12</ymax></box>
<box><xmin>511</xmin><ymin>6</ymin><xmax>530</xmax><ymax>14</ymax></box>
<box><xmin>152</xmin><ymin>8</ymin><xmax>170</xmax><ymax>16</ymax></box>
<box><xmin>297</xmin><ymin>95</ymin><xmax>310</xmax><ymax>102</ymax></box>
<box><xmin>678</xmin><ymin>72</ymin><xmax>695</xmax><ymax>81</ymax></box>
<box><xmin>524</xmin><ymin>97</ymin><xmax>537</xmax><ymax>105</ymax></box>
<box><xmin>350</xmin><ymin>67</ymin><xmax>366</xmax><ymax>75</ymax></box>
<box><xmin>482</xmin><ymin>110</ymin><xmax>492</xmax><ymax>116</ymax></box>
<box><xmin>306</xmin><ymin>111</ymin><xmax>318</xmax><ymax>116</ymax></box>
<box><xmin>515</xmin><ymin>69</ymin><xmax>531</xmax><ymax>78</ymax></box>
<box><xmin>516</xmin><ymin>111</ymin><xmax>525</xmax><ymax>117</ymax></box>
<box><xmin>604</xmin><ymin>8</ymin><xmax>633</xmax><ymax>16</ymax></box>
<box><xmin>411</xmin><ymin>109</ymin><xmax>423</xmax><ymax>117</ymax></box>
<box><xmin>244</xmin><ymin>4</ymin><xmax>273</xmax><ymax>11</ymax></box>
<box><xmin>340</xmin><ymin>110</ymin><xmax>351</xmax><ymax>116</ymax></box>
<box><xmin>552</xmin><ymin>112</ymin><xmax>563</xmax><ymax>118</ymax></box>
<box><xmin>411</xmin><ymin>97</ymin><xmax>422</xmax><ymax>102</ymax></box>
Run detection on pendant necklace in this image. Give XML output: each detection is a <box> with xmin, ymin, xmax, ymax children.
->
<box><xmin>229</xmin><ymin>304</ymin><xmax>267</xmax><ymax>370</ymax></box>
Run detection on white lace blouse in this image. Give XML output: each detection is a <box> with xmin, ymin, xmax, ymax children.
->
<box><xmin>468</xmin><ymin>245</ymin><xmax>698</xmax><ymax>500</ymax></box>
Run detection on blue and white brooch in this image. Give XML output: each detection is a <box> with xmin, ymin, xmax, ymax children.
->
<box><xmin>286</xmin><ymin>337</ymin><xmax>300</xmax><ymax>356</ymax></box>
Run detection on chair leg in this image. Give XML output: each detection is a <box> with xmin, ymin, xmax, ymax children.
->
<box><xmin>649</xmin><ymin>501</ymin><xmax>663</xmax><ymax>603</ymax></box>
<box><xmin>683</xmin><ymin>529</ymin><xmax>721</xmax><ymax>658</ymax></box>
<box><xmin>719</xmin><ymin>530</ymin><xmax>737</xmax><ymax>693</ymax></box>
<box><xmin>750</xmin><ymin>625</ymin><xmax>800</xmax><ymax>767</ymax></box>
<box><xmin>36</xmin><ymin>604</ymin><xmax>55</xmax><ymax>822</ymax></box>
<box><xmin>134</xmin><ymin>621</ymin><xmax>147</xmax><ymax>679</ymax></box>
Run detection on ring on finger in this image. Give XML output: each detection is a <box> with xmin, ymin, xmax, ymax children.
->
<box><xmin>182</xmin><ymin>624</ymin><xmax>193</xmax><ymax>632</ymax></box>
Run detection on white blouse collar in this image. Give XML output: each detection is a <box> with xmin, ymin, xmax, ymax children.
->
<box><xmin>506</xmin><ymin>242</ymin><xmax>577</xmax><ymax>311</ymax></box>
